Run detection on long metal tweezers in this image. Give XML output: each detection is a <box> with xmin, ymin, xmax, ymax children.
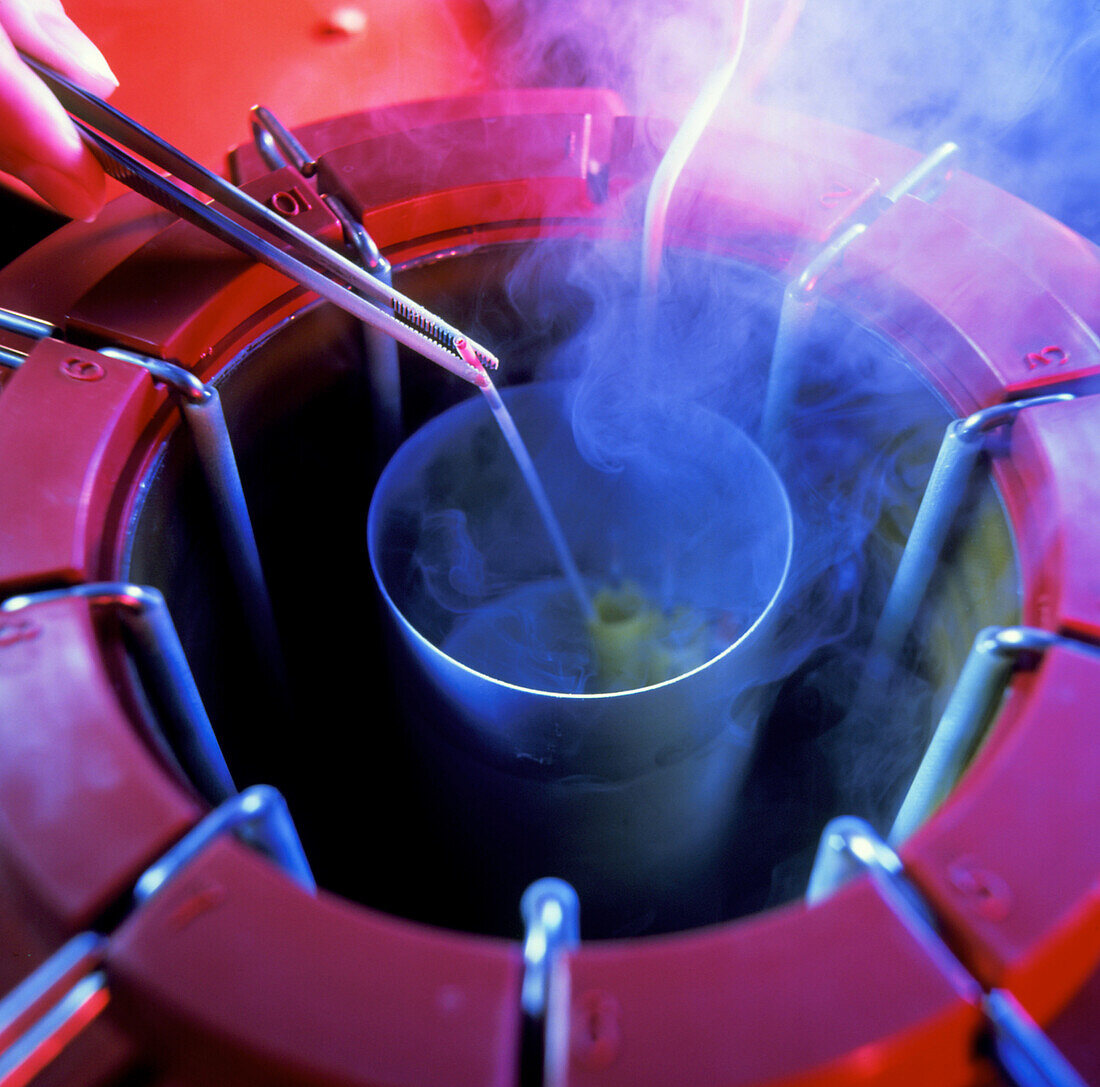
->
<box><xmin>23</xmin><ymin>54</ymin><xmax>498</xmax><ymax>385</ymax></box>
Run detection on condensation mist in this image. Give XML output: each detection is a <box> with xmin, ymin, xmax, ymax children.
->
<box><xmin>372</xmin><ymin>0</ymin><xmax>1083</xmax><ymax>925</ymax></box>
<box><xmin>467</xmin><ymin>0</ymin><xmax>1086</xmax><ymax>912</ymax></box>
<box><xmin>485</xmin><ymin>0</ymin><xmax>1100</xmax><ymax>241</ymax></box>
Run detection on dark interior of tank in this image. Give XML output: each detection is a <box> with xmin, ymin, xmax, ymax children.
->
<box><xmin>124</xmin><ymin>238</ymin><xmax>1018</xmax><ymax>940</ymax></box>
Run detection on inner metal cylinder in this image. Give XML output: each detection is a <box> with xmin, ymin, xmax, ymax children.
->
<box><xmin>368</xmin><ymin>382</ymin><xmax>792</xmax><ymax>932</ymax></box>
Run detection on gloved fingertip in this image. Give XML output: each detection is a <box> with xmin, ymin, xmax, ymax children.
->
<box><xmin>33</xmin><ymin>11</ymin><xmax>117</xmax><ymax>96</ymax></box>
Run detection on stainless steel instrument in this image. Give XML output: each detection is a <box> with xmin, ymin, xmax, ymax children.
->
<box><xmin>24</xmin><ymin>55</ymin><xmax>499</xmax><ymax>385</ymax></box>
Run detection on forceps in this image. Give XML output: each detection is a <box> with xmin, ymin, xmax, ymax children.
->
<box><xmin>23</xmin><ymin>55</ymin><xmax>499</xmax><ymax>385</ymax></box>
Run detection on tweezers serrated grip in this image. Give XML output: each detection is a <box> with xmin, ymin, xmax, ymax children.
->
<box><xmin>80</xmin><ymin>123</ymin><xmax>491</xmax><ymax>383</ymax></box>
<box><xmin>24</xmin><ymin>51</ymin><xmax>499</xmax><ymax>378</ymax></box>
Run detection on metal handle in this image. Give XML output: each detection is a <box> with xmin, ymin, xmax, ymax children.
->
<box><xmin>2</xmin><ymin>585</ymin><xmax>236</xmax><ymax>801</ymax></box>
<box><xmin>0</xmin><ymin>934</ymin><xmax>109</xmax><ymax>1087</ymax></box>
<box><xmin>808</xmin><ymin>818</ymin><xmax>1088</xmax><ymax>1087</ymax></box>
<box><xmin>520</xmin><ymin>878</ymin><xmax>580</xmax><ymax>1087</ymax></box>
<box><xmin>22</xmin><ymin>53</ymin><xmax>498</xmax><ymax>381</ymax></box>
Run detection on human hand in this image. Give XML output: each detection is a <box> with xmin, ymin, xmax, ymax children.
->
<box><xmin>0</xmin><ymin>0</ymin><xmax>116</xmax><ymax>220</ymax></box>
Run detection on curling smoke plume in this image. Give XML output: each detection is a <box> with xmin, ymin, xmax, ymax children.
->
<box><xmin>385</xmin><ymin>0</ymin><xmax>1049</xmax><ymax>916</ymax></box>
<box><xmin>485</xmin><ymin>0</ymin><xmax>1100</xmax><ymax>238</ymax></box>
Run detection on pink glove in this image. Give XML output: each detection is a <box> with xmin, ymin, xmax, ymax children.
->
<box><xmin>0</xmin><ymin>0</ymin><xmax>116</xmax><ymax>220</ymax></box>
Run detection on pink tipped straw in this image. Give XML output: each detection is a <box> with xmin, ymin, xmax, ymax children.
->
<box><xmin>457</xmin><ymin>339</ymin><xmax>595</xmax><ymax>622</ymax></box>
<box><xmin>455</xmin><ymin>337</ymin><xmax>492</xmax><ymax>387</ymax></box>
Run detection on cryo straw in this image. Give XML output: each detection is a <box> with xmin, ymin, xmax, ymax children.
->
<box><xmin>455</xmin><ymin>339</ymin><xmax>596</xmax><ymax>623</ymax></box>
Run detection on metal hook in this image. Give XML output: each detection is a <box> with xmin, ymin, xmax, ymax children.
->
<box><xmin>520</xmin><ymin>878</ymin><xmax>580</xmax><ymax>1087</ymax></box>
<box><xmin>862</xmin><ymin>393</ymin><xmax>1074</xmax><ymax>682</ymax></box>
<box><xmin>134</xmin><ymin>784</ymin><xmax>315</xmax><ymax>903</ymax></box>
<box><xmin>0</xmin><ymin>933</ymin><xmax>109</xmax><ymax>1087</ymax></box>
<box><xmin>807</xmin><ymin>818</ymin><xmax>1087</xmax><ymax>1087</ymax></box>
<box><xmin>761</xmin><ymin>142</ymin><xmax>962</xmax><ymax>451</ymax></box>
<box><xmin>888</xmin><ymin>627</ymin><xmax>1098</xmax><ymax>844</ymax></box>
<box><xmin>0</xmin><ymin>787</ymin><xmax>313</xmax><ymax>1086</ymax></box>
<box><xmin>98</xmin><ymin>347</ymin><xmax>284</xmax><ymax>687</ymax></box>
<box><xmin>250</xmin><ymin>105</ymin><xmax>317</xmax><ymax>178</ymax></box>
<box><xmin>248</xmin><ymin>104</ymin><xmax>403</xmax><ymax>457</ymax></box>
<box><xmin>0</xmin><ymin>306</ymin><xmax>54</xmax><ymax>369</ymax></box>
<box><xmin>3</xmin><ymin>584</ymin><xmax>236</xmax><ymax>801</ymax></box>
